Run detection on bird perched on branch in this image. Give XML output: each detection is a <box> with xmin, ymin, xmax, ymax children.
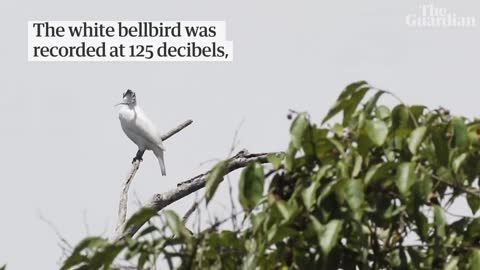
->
<box><xmin>117</xmin><ymin>89</ymin><xmax>166</xmax><ymax>175</ymax></box>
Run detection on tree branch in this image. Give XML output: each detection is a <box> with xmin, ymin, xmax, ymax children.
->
<box><xmin>431</xmin><ymin>174</ymin><xmax>480</xmax><ymax>199</ymax></box>
<box><xmin>114</xmin><ymin>120</ymin><xmax>193</xmax><ymax>236</ymax></box>
<box><xmin>116</xmin><ymin>151</ymin><xmax>274</xmax><ymax>240</ymax></box>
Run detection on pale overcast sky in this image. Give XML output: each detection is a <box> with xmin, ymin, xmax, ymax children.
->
<box><xmin>1</xmin><ymin>0</ymin><xmax>480</xmax><ymax>269</ymax></box>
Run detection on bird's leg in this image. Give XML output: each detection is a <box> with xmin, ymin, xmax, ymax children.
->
<box><xmin>132</xmin><ymin>149</ymin><xmax>145</xmax><ymax>163</ymax></box>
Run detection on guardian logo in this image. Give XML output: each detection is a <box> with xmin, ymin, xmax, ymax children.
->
<box><xmin>406</xmin><ymin>4</ymin><xmax>476</xmax><ymax>28</ymax></box>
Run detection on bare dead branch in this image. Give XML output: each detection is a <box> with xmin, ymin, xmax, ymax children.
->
<box><xmin>114</xmin><ymin>120</ymin><xmax>193</xmax><ymax>236</ymax></box>
<box><xmin>161</xmin><ymin>120</ymin><xmax>194</xmax><ymax>141</ymax></box>
<box><xmin>116</xmin><ymin>151</ymin><xmax>274</xmax><ymax>240</ymax></box>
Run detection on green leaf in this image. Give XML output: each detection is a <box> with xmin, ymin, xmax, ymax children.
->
<box><xmin>205</xmin><ymin>161</ymin><xmax>228</xmax><ymax>202</ymax></box>
<box><xmin>124</xmin><ymin>207</ymin><xmax>158</xmax><ymax>231</ymax></box>
<box><xmin>453</xmin><ymin>118</ymin><xmax>470</xmax><ymax>149</ymax></box>
<box><xmin>468</xmin><ymin>122</ymin><xmax>480</xmax><ymax>143</ymax></box>
<box><xmin>352</xmin><ymin>154</ymin><xmax>363</xmax><ymax>178</ymax></box>
<box><xmin>387</xmin><ymin>248</ymin><xmax>408</xmax><ymax>268</ymax></box>
<box><xmin>444</xmin><ymin>256</ymin><xmax>459</xmax><ymax>270</ymax></box>
<box><xmin>384</xmin><ymin>205</ymin><xmax>406</xmax><ymax>220</ymax></box>
<box><xmin>343</xmin><ymin>87</ymin><xmax>370</xmax><ymax>125</ymax></box>
<box><xmin>468</xmin><ymin>250</ymin><xmax>480</xmax><ymax>270</ymax></box>
<box><xmin>467</xmin><ymin>194</ymin><xmax>480</xmax><ymax>215</ymax></box>
<box><xmin>317</xmin><ymin>181</ymin><xmax>336</xmax><ymax>207</ymax></box>
<box><xmin>344</xmin><ymin>180</ymin><xmax>364</xmax><ymax>211</ymax></box>
<box><xmin>267</xmin><ymin>225</ymin><xmax>297</xmax><ymax>245</ymax></box>
<box><xmin>302</xmin><ymin>181</ymin><xmax>320</xmax><ymax>211</ymax></box>
<box><xmin>434</xmin><ymin>205</ymin><xmax>446</xmax><ymax>238</ymax></box>
<box><xmin>322</xmin><ymin>81</ymin><xmax>369</xmax><ymax>124</ymax></box>
<box><xmin>375</xmin><ymin>105</ymin><xmax>391</xmax><ymax>120</ymax></box>
<box><xmin>364</xmin><ymin>162</ymin><xmax>396</xmax><ymax>186</ymax></box>
<box><xmin>138</xmin><ymin>253</ymin><xmax>149</xmax><ymax>269</ymax></box>
<box><xmin>409</xmin><ymin>105</ymin><xmax>426</xmax><ymax>119</ymax></box>
<box><xmin>137</xmin><ymin>225</ymin><xmax>158</xmax><ymax>238</ymax></box>
<box><xmin>251</xmin><ymin>212</ymin><xmax>266</xmax><ymax>233</ymax></box>
<box><xmin>328</xmin><ymin>138</ymin><xmax>346</xmax><ymax>157</ymax></box>
<box><xmin>276</xmin><ymin>200</ymin><xmax>298</xmax><ymax>221</ymax></box>
<box><xmin>391</xmin><ymin>105</ymin><xmax>412</xmax><ymax>130</ymax></box>
<box><xmin>408</xmin><ymin>126</ymin><xmax>427</xmax><ymax>154</ymax></box>
<box><xmin>432</xmin><ymin>126</ymin><xmax>450</xmax><ymax>166</ymax></box>
<box><xmin>89</xmin><ymin>243</ymin><xmax>124</xmax><ymax>269</ymax></box>
<box><xmin>364</xmin><ymin>90</ymin><xmax>385</xmax><ymax>115</ymax></box>
<box><xmin>467</xmin><ymin>218</ymin><xmax>480</xmax><ymax>239</ymax></box>
<box><xmin>61</xmin><ymin>237</ymin><xmax>107</xmax><ymax>270</ymax></box>
<box><xmin>310</xmin><ymin>216</ymin><xmax>343</xmax><ymax>257</ymax></box>
<box><xmin>333</xmin><ymin>123</ymin><xmax>344</xmax><ymax>137</ymax></box>
<box><xmin>414</xmin><ymin>211</ymin><xmax>429</xmax><ymax>242</ymax></box>
<box><xmin>338</xmin><ymin>81</ymin><xmax>368</xmax><ymax>99</ymax></box>
<box><xmin>290</xmin><ymin>113</ymin><xmax>309</xmax><ymax>148</ymax></box>
<box><xmin>395</xmin><ymin>163</ymin><xmax>415</xmax><ymax>196</ymax></box>
<box><xmin>314</xmin><ymin>164</ymin><xmax>333</xmax><ymax>182</ymax></box>
<box><xmin>452</xmin><ymin>153</ymin><xmax>468</xmax><ymax>174</ymax></box>
<box><xmin>164</xmin><ymin>210</ymin><xmax>190</xmax><ymax>238</ymax></box>
<box><xmin>365</xmin><ymin>120</ymin><xmax>389</xmax><ymax>146</ymax></box>
<box><xmin>334</xmin><ymin>179</ymin><xmax>364</xmax><ymax>221</ymax></box>
<box><xmin>414</xmin><ymin>173</ymin><xmax>433</xmax><ymax>202</ymax></box>
<box><xmin>267</xmin><ymin>153</ymin><xmax>284</xmax><ymax>170</ymax></box>
<box><xmin>285</xmin><ymin>141</ymin><xmax>297</xmax><ymax>171</ymax></box>
<box><xmin>239</xmin><ymin>163</ymin><xmax>265</xmax><ymax>211</ymax></box>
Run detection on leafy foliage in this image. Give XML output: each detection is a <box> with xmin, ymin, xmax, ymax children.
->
<box><xmin>62</xmin><ymin>82</ymin><xmax>480</xmax><ymax>269</ymax></box>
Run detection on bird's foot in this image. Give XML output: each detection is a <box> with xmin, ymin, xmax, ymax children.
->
<box><xmin>132</xmin><ymin>149</ymin><xmax>145</xmax><ymax>163</ymax></box>
<box><xmin>132</xmin><ymin>156</ymin><xmax>143</xmax><ymax>163</ymax></box>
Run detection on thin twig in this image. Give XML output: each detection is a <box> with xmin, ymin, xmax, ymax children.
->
<box><xmin>38</xmin><ymin>212</ymin><xmax>73</xmax><ymax>264</ymax></box>
<box><xmin>225</xmin><ymin>121</ymin><xmax>245</xmax><ymax>230</ymax></box>
<box><xmin>82</xmin><ymin>210</ymin><xmax>90</xmax><ymax>235</ymax></box>
<box><xmin>182</xmin><ymin>199</ymin><xmax>201</xmax><ymax>224</ymax></box>
<box><xmin>431</xmin><ymin>174</ymin><xmax>480</xmax><ymax>199</ymax></box>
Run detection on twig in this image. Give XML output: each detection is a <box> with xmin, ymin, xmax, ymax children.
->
<box><xmin>116</xmin><ymin>151</ymin><xmax>275</xmax><ymax>240</ymax></box>
<box><xmin>226</xmin><ymin>176</ymin><xmax>238</xmax><ymax>231</ymax></box>
<box><xmin>38</xmin><ymin>212</ymin><xmax>73</xmax><ymax>265</ymax></box>
<box><xmin>82</xmin><ymin>210</ymin><xmax>90</xmax><ymax>235</ymax></box>
<box><xmin>161</xmin><ymin>120</ymin><xmax>194</xmax><ymax>141</ymax></box>
<box><xmin>200</xmin><ymin>210</ymin><xmax>245</xmax><ymax>234</ymax></box>
<box><xmin>431</xmin><ymin>174</ymin><xmax>480</xmax><ymax>199</ymax></box>
<box><xmin>38</xmin><ymin>213</ymin><xmax>73</xmax><ymax>251</ymax></box>
<box><xmin>182</xmin><ymin>199</ymin><xmax>201</xmax><ymax>224</ymax></box>
<box><xmin>225</xmin><ymin>121</ymin><xmax>245</xmax><ymax>230</ymax></box>
<box><xmin>114</xmin><ymin>120</ymin><xmax>193</xmax><ymax>237</ymax></box>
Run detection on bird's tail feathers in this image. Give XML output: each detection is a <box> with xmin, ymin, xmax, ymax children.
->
<box><xmin>153</xmin><ymin>148</ymin><xmax>166</xmax><ymax>176</ymax></box>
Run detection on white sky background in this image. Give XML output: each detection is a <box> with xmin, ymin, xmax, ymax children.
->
<box><xmin>1</xmin><ymin>0</ymin><xmax>480</xmax><ymax>269</ymax></box>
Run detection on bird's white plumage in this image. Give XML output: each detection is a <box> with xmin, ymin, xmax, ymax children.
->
<box><xmin>118</xmin><ymin>92</ymin><xmax>166</xmax><ymax>175</ymax></box>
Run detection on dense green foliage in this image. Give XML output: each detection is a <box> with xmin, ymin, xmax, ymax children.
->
<box><xmin>62</xmin><ymin>81</ymin><xmax>480</xmax><ymax>269</ymax></box>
